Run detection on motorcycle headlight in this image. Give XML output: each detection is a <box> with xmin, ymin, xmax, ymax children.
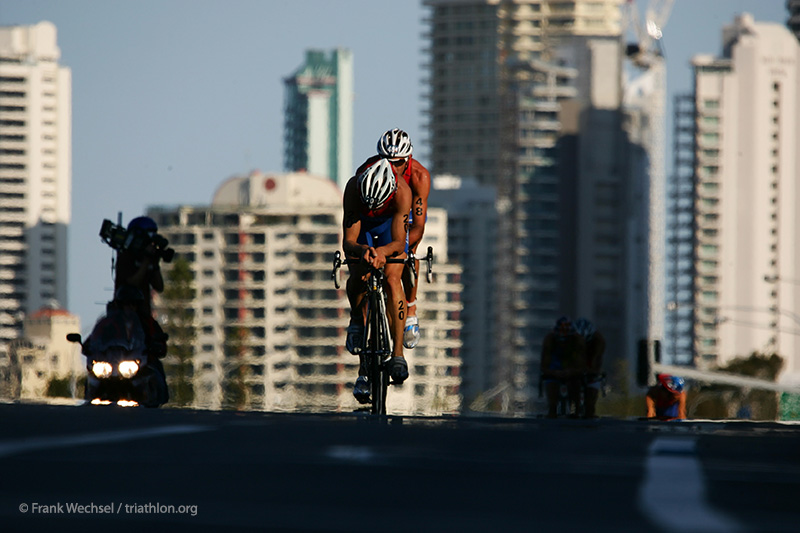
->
<box><xmin>92</xmin><ymin>361</ymin><xmax>113</xmax><ymax>379</ymax></box>
<box><xmin>118</xmin><ymin>360</ymin><xmax>140</xmax><ymax>379</ymax></box>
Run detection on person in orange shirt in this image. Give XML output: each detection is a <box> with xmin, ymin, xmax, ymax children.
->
<box><xmin>646</xmin><ymin>374</ymin><xmax>687</xmax><ymax>420</ymax></box>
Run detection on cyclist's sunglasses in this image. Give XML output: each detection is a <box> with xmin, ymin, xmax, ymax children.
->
<box><xmin>388</xmin><ymin>157</ymin><xmax>408</xmax><ymax>166</ymax></box>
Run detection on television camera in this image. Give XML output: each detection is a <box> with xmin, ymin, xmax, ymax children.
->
<box><xmin>100</xmin><ymin>219</ymin><xmax>175</xmax><ymax>263</ymax></box>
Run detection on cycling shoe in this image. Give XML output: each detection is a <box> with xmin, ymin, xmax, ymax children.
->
<box><xmin>346</xmin><ymin>321</ymin><xmax>364</xmax><ymax>355</ymax></box>
<box><xmin>353</xmin><ymin>376</ymin><xmax>371</xmax><ymax>404</ymax></box>
<box><xmin>388</xmin><ymin>356</ymin><xmax>409</xmax><ymax>384</ymax></box>
<box><xmin>403</xmin><ymin>316</ymin><xmax>420</xmax><ymax>349</ymax></box>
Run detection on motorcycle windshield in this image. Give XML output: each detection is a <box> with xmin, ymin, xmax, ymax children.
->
<box><xmin>85</xmin><ymin>309</ymin><xmax>147</xmax><ymax>353</ymax></box>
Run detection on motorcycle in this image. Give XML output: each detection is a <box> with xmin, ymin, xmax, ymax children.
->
<box><xmin>67</xmin><ymin>304</ymin><xmax>168</xmax><ymax>408</ymax></box>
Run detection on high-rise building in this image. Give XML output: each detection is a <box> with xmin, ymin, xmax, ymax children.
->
<box><xmin>0</xmin><ymin>22</ymin><xmax>71</xmax><ymax>354</ymax></box>
<box><xmin>690</xmin><ymin>14</ymin><xmax>800</xmax><ymax>386</ymax></box>
<box><xmin>664</xmin><ymin>94</ymin><xmax>696</xmax><ymax>366</ymax></box>
<box><xmin>423</xmin><ymin>0</ymin><xmax>622</xmax><ymax>184</ymax></box>
<box><xmin>429</xmin><ymin>175</ymin><xmax>497</xmax><ymax>409</ymax></box>
<box><xmin>149</xmin><ymin>171</ymin><xmax>463</xmax><ymax>414</ymax></box>
<box><xmin>283</xmin><ymin>49</ymin><xmax>353</xmax><ymax>191</ymax></box>
<box><xmin>424</xmin><ymin>0</ymin><xmax>657</xmax><ymax>409</ymax></box>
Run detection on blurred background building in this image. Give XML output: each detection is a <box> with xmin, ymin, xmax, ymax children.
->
<box><xmin>422</xmin><ymin>0</ymin><xmax>663</xmax><ymax>410</ymax></box>
<box><xmin>429</xmin><ymin>174</ymin><xmax>497</xmax><ymax>409</ymax></box>
<box><xmin>283</xmin><ymin>49</ymin><xmax>354</xmax><ymax>191</ymax></box>
<box><xmin>0</xmin><ymin>21</ymin><xmax>71</xmax><ymax>360</ymax></box>
<box><xmin>149</xmin><ymin>171</ymin><xmax>463</xmax><ymax>415</ymax></box>
<box><xmin>687</xmin><ymin>14</ymin><xmax>800</xmax><ymax>385</ymax></box>
<box><xmin>6</xmin><ymin>304</ymin><xmax>81</xmax><ymax>400</ymax></box>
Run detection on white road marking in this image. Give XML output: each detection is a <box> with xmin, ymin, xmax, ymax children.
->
<box><xmin>639</xmin><ymin>437</ymin><xmax>743</xmax><ymax>532</ymax></box>
<box><xmin>0</xmin><ymin>425</ymin><xmax>212</xmax><ymax>459</ymax></box>
<box><xmin>325</xmin><ymin>445</ymin><xmax>378</xmax><ymax>463</ymax></box>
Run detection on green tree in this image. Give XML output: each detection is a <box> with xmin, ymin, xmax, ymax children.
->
<box><xmin>158</xmin><ymin>256</ymin><xmax>196</xmax><ymax>407</ymax></box>
<box><xmin>597</xmin><ymin>359</ymin><xmax>646</xmax><ymax>418</ymax></box>
<box><xmin>689</xmin><ymin>352</ymin><xmax>784</xmax><ymax>420</ymax></box>
<box><xmin>46</xmin><ymin>376</ymin><xmax>72</xmax><ymax>398</ymax></box>
<box><xmin>223</xmin><ymin>326</ymin><xmax>249</xmax><ymax>410</ymax></box>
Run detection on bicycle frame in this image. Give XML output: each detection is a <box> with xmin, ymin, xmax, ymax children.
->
<box><xmin>540</xmin><ymin>371</ymin><xmax>607</xmax><ymax>418</ymax></box>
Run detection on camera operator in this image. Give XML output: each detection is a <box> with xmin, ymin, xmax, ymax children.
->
<box><xmin>114</xmin><ymin>216</ymin><xmax>164</xmax><ymax>318</ymax></box>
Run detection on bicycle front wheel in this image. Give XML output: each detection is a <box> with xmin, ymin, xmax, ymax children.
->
<box><xmin>366</xmin><ymin>291</ymin><xmax>390</xmax><ymax>415</ymax></box>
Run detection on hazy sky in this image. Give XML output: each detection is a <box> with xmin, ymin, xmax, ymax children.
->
<box><xmin>0</xmin><ymin>1</ymin><xmax>791</xmax><ymax>332</ymax></box>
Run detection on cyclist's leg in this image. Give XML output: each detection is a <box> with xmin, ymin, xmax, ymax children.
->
<box><xmin>567</xmin><ymin>374</ymin><xmax>583</xmax><ymax>417</ymax></box>
<box><xmin>345</xmin><ymin>267</ymin><xmax>368</xmax><ymax>355</ymax></box>
<box><xmin>584</xmin><ymin>380</ymin><xmax>601</xmax><ymax>417</ymax></box>
<box><xmin>402</xmin><ymin>242</ymin><xmax>421</xmax><ymax>349</ymax></box>
<box><xmin>384</xmin><ymin>261</ymin><xmax>409</xmax><ymax>382</ymax></box>
<box><xmin>544</xmin><ymin>380</ymin><xmax>560</xmax><ymax>418</ymax></box>
<box><xmin>403</xmin><ymin>210</ymin><xmax>424</xmax><ymax>349</ymax></box>
<box><xmin>346</xmin><ymin>228</ymin><xmax>375</xmax><ymax>355</ymax></box>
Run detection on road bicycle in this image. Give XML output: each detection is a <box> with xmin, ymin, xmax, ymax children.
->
<box><xmin>332</xmin><ymin>247</ymin><xmax>433</xmax><ymax>415</ymax></box>
<box><xmin>540</xmin><ymin>370</ymin><xmax>607</xmax><ymax>418</ymax></box>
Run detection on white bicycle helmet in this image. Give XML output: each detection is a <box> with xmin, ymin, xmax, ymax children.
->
<box><xmin>574</xmin><ymin>317</ymin><xmax>596</xmax><ymax>341</ymax></box>
<box><xmin>358</xmin><ymin>158</ymin><xmax>397</xmax><ymax>211</ymax></box>
<box><xmin>377</xmin><ymin>128</ymin><xmax>413</xmax><ymax>158</ymax></box>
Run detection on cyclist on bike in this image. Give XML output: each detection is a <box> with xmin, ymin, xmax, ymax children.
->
<box><xmin>574</xmin><ymin>317</ymin><xmax>606</xmax><ymax>418</ymax></box>
<box><xmin>646</xmin><ymin>373</ymin><xmax>687</xmax><ymax>420</ymax></box>
<box><xmin>355</xmin><ymin>129</ymin><xmax>431</xmax><ymax>350</ymax></box>
<box><xmin>343</xmin><ymin>158</ymin><xmax>413</xmax><ymax>401</ymax></box>
<box><xmin>540</xmin><ymin>316</ymin><xmax>586</xmax><ymax>417</ymax></box>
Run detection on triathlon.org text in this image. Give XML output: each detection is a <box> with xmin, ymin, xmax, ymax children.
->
<box><xmin>19</xmin><ymin>502</ymin><xmax>198</xmax><ymax>517</ymax></box>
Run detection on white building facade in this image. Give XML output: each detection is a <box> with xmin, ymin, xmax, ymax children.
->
<box><xmin>690</xmin><ymin>14</ymin><xmax>800</xmax><ymax>385</ymax></box>
<box><xmin>149</xmin><ymin>171</ymin><xmax>463</xmax><ymax>414</ymax></box>
<box><xmin>9</xmin><ymin>305</ymin><xmax>82</xmax><ymax>400</ymax></box>
<box><xmin>429</xmin><ymin>175</ymin><xmax>497</xmax><ymax>408</ymax></box>
<box><xmin>0</xmin><ymin>21</ymin><xmax>71</xmax><ymax>353</ymax></box>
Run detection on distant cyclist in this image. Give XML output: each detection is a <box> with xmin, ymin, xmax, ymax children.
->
<box><xmin>540</xmin><ymin>316</ymin><xmax>586</xmax><ymax>418</ymax></box>
<box><xmin>646</xmin><ymin>374</ymin><xmax>687</xmax><ymax>420</ymax></box>
<box><xmin>355</xmin><ymin>129</ymin><xmax>431</xmax><ymax>350</ymax></box>
<box><xmin>573</xmin><ymin>317</ymin><xmax>605</xmax><ymax>418</ymax></box>
<box><xmin>342</xmin><ymin>158</ymin><xmax>412</xmax><ymax>402</ymax></box>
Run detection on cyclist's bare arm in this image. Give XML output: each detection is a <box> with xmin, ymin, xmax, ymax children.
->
<box><xmin>342</xmin><ymin>177</ymin><xmax>367</xmax><ymax>260</ymax></box>
<box><xmin>408</xmin><ymin>165</ymin><xmax>431</xmax><ymax>252</ymax></box>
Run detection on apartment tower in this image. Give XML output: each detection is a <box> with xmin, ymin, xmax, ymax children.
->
<box><xmin>283</xmin><ymin>49</ymin><xmax>353</xmax><ymax>191</ymax></box>
<box><xmin>690</xmin><ymin>14</ymin><xmax>800</xmax><ymax>386</ymax></box>
<box><xmin>0</xmin><ymin>21</ymin><xmax>71</xmax><ymax>354</ymax></box>
<box><xmin>149</xmin><ymin>171</ymin><xmax>464</xmax><ymax>414</ymax></box>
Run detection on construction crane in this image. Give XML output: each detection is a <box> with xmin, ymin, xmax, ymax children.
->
<box><xmin>624</xmin><ymin>0</ymin><xmax>674</xmax><ymax>69</ymax></box>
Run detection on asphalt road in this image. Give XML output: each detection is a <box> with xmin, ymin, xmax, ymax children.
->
<box><xmin>1</xmin><ymin>403</ymin><xmax>799</xmax><ymax>532</ymax></box>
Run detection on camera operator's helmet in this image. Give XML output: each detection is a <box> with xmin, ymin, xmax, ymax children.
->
<box><xmin>574</xmin><ymin>317</ymin><xmax>596</xmax><ymax>341</ymax></box>
<box><xmin>553</xmin><ymin>315</ymin><xmax>574</xmax><ymax>339</ymax></box>
<box><xmin>377</xmin><ymin>128</ymin><xmax>413</xmax><ymax>159</ymax></box>
<box><xmin>657</xmin><ymin>373</ymin><xmax>685</xmax><ymax>393</ymax></box>
<box><xmin>358</xmin><ymin>158</ymin><xmax>397</xmax><ymax>211</ymax></box>
<box><xmin>128</xmin><ymin>216</ymin><xmax>157</xmax><ymax>234</ymax></box>
<box><xmin>114</xmin><ymin>285</ymin><xmax>145</xmax><ymax>304</ymax></box>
